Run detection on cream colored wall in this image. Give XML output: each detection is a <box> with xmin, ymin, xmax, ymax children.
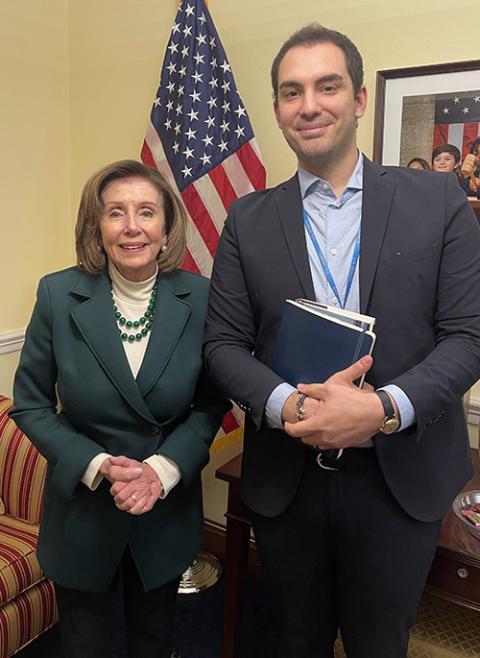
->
<box><xmin>0</xmin><ymin>0</ymin><xmax>73</xmax><ymax>407</ymax></box>
<box><xmin>67</xmin><ymin>0</ymin><xmax>172</xmax><ymax>212</ymax></box>
<box><xmin>2</xmin><ymin>0</ymin><xmax>479</xmax><ymax>525</ymax></box>
<box><xmin>0</xmin><ymin>353</ymin><xmax>20</xmax><ymax>399</ymax></box>
<box><xmin>0</xmin><ymin>0</ymin><xmax>72</xmax><ymax>332</ymax></box>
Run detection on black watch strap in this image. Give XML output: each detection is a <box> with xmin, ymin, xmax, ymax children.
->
<box><xmin>375</xmin><ymin>390</ymin><xmax>395</xmax><ymax>419</ymax></box>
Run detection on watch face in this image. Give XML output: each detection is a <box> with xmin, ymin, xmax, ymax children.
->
<box><xmin>381</xmin><ymin>417</ymin><xmax>400</xmax><ymax>434</ymax></box>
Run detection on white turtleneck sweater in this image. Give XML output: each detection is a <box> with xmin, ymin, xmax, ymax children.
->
<box><xmin>81</xmin><ymin>263</ymin><xmax>181</xmax><ymax>496</ymax></box>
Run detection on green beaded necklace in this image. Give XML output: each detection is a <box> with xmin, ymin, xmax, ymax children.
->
<box><xmin>112</xmin><ymin>283</ymin><xmax>158</xmax><ymax>343</ymax></box>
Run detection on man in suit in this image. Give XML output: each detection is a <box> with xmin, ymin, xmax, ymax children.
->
<box><xmin>204</xmin><ymin>24</ymin><xmax>480</xmax><ymax>658</ymax></box>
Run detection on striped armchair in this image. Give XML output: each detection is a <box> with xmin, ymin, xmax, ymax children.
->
<box><xmin>0</xmin><ymin>396</ymin><xmax>57</xmax><ymax>657</ymax></box>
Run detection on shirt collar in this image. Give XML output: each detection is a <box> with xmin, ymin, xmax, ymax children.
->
<box><xmin>298</xmin><ymin>151</ymin><xmax>364</xmax><ymax>200</ymax></box>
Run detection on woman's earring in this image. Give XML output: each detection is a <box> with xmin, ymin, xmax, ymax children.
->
<box><xmin>161</xmin><ymin>244</ymin><xmax>167</xmax><ymax>253</ymax></box>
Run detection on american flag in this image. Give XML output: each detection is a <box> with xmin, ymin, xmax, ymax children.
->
<box><xmin>433</xmin><ymin>91</ymin><xmax>480</xmax><ymax>160</ymax></box>
<box><xmin>141</xmin><ymin>0</ymin><xmax>266</xmax><ymax>445</ymax></box>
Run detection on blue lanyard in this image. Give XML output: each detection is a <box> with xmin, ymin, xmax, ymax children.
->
<box><xmin>303</xmin><ymin>208</ymin><xmax>360</xmax><ymax>309</ymax></box>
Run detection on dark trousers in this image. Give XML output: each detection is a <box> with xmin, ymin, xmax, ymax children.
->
<box><xmin>54</xmin><ymin>549</ymin><xmax>180</xmax><ymax>658</ymax></box>
<box><xmin>249</xmin><ymin>448</ymin><xmax>441</xmax><ymax>658</ymax></box>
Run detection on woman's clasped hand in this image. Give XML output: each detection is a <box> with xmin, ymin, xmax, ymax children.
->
<box><xmin>100</xmin><ymin>456</ymin><xmax>164</xmax><ymax>514</ymax></box>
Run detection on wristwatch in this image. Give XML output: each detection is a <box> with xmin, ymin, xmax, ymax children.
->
<box><xmin>375</xmin><ymin>390</ymin><xmax>400</xmax><ymax>435</ymax></box>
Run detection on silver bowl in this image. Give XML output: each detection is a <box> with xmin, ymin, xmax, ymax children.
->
<box><xmin>452</xmin><ymin>490</ymin><xmax>480</xmax><ymax>541</ymax></box>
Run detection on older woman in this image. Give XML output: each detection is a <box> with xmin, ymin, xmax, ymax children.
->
<box><xmin>431</xmin><ymin>143</ymin><xmax>471</xmax><ymax>195</ymax></box>
<box><xmin>11</xmin><ymin>160</ymin><xmax>230</xmax><ymax>658</ymax></box>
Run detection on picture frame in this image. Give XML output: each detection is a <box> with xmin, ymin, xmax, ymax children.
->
<box><xmin>372</xmin><ymin>60</ymin><xmax>480</xmax><ymax>167</ymax></box>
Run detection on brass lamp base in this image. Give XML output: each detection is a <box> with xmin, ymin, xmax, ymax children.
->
<box><xmin>177</xmin><ymin>550</ymin><xmax>222</xmax><ymax>594</ymax></box>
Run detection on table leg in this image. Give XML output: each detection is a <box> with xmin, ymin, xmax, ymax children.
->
<box><xmin>222</xmin><ymin>486</ymin><xmax>252</xmax><ymax>658</ymax></box>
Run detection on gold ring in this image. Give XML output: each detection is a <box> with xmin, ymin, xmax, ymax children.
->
<box><xmin>131</xmin><ymin>494</ymin><xmax>138</xmax><ymax>503</ymax></box>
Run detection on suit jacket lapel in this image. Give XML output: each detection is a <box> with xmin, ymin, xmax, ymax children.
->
<box><xmin>276</xmin><ymin>175</ymin><xmax>315</xmax><ymax>299</ymax></box>
<box><xmin>136</xmin><ymin>271</ymin><xmax>192</xmax><ymax>397</ymax></box>
<box><xmin>69</xmin><ymin>271</ymin><xmax>158</xmax><ymax>424</ymax></box>
<box><xmin>360</xmin><ymin>158</ymin><xmax>396</xmax><ymax>313</ymax></box>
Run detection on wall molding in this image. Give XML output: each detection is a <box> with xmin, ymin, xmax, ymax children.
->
<box><xmin>0</xmin><ymin>330</ymin><xmax>25</xmax><ymax>355</ymax></box>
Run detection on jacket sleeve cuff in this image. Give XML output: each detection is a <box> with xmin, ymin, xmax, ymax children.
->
<box><xmin>264</xmin><ymin>382</ymin><xmax>297</xmax><ymax>429</ymax></box>
<box><xmin>379</xmin><ymin>384</ymin><xmax>416</xmax><ymax>431</ymax></box>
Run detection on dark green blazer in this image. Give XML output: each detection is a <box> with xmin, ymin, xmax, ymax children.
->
<box><xmin>11</xmin><ymin>266</ymin><xmax>229</xmax><ymax>592</ymax></box>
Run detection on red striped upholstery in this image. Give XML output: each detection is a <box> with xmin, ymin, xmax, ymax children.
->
<box><xmin>0</xmin><ymin>397</ymin><xmax>46</xmax><ymax>524</ymax></box>
<box><xmin>0</xmin><ymin>579</ymin><xmax>57</xmax><ymax>657</ymax></box>
<box><xmin>0</xmin><ymin>396</ymin><xmax>57</xmax><ymax>656</ymax></box>
<box><xmin>0</xmin><ymin>516</ymin><xmax>43</xmax><ymax>607</ymax></box>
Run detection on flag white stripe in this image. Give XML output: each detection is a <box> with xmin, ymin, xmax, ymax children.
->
<box><xmin>250</xmin><ymin>137</ymin><xmax>263</xmax><ymax>163</ymax></box>
<box><xmin>147</xmin><ymin>122</ymin><xmax>234</xmax><ymax>265</ymax></box>
<box><xmin>185</xmin><ymin>221</ymin><xmax>214</xmax><ymax>275</ymax></box>
<box><xmin>447</xmin><ymin>123</ymin><xmax>464</xmax><ymax>153</ymax></box>
<box><xmin>193</xmin><ymin>175</ymin><xmax>229</xmax><ymax>233</ymax></box>
<box><xmin>231</xmin><ymin>405</ymin><xmax>244</xmax><ymax>425</ymax></box>
<box><xmin>222</xmin><ymin>152</ymin><xmax>255</xmax><ymax>198</ymax></box>
<box><xmin>145</xmin><ymin>121</ymin><xmax>212</xmax><ymax>273</ymax></box>
<box><xmin>145</xmin><ymin>121</ymin><xmax>175</xmax><ymax>185</ymax></box>
<box><xmin>145</xmin><ymin>124</ymin><xmax>261</xmax><ymax>272</ymax></box>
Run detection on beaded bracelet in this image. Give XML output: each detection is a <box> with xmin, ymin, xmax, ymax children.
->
<box><xmin>295</xmin><ymin>393</ymin><xmax>306</xmax><ymax>422</ymax></box>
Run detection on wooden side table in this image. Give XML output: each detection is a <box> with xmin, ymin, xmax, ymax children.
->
<box><xmin>216</xmin><ymin>449</ymin><xmax>480</xmax><ymax>658</ymax></box>
<box><xmin>425</xmin><ymin>449</ymin><xmax>480</xmax><ymax>610</ymax></box>
<box><xmin>215</xmin><ymin>454</ymin><xmax>251</xmax><ymax>658</ymax></box>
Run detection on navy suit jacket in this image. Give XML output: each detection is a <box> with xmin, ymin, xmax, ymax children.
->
<box><xmin>205</xmin><ymin>158</ymin><xmax>480</xmax><ymax>522</ymax></box>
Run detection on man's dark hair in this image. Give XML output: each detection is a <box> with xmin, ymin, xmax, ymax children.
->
<box><xmin>271</xmin><ymin>23</ymin><xmax>364</xmax><ymax>99</ymax></box>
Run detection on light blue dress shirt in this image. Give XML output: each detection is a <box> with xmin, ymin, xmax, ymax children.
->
<box><xmin>265</xmin><ymin>153</ymin><xmax>415</xmax><ymax>437</ymax></box>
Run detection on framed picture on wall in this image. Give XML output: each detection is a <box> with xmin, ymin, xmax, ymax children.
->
<box><xmin>372</xmin><ymin>60</ymin><xmax>480</xmax><ymax>167</ymax></box>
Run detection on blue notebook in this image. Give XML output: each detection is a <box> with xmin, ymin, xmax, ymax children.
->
<box><xmin>273</xmin><ymin>300</ymin><xmax>376</xmax><ymax>387</ymax></box>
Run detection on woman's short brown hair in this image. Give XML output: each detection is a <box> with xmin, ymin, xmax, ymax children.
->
<box><xmin>75</xmin><ymin>159</ymin><xmax>187</xmax><ymax>274</ymax></box>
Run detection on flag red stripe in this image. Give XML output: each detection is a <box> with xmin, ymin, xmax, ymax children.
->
<box><xmin>433</xmin><ymin>122</ymin><xmax>480</xmax><ymax>160</ymax></box>
<box><xmin>181</xmin><ymin>248</ymin><xmax>201</xmax><ymax>273</ymax></box>
<box><xmin>181</xmin><ymin>184</ymin><xmax>220</xmax><ymax>257</ymax></box>
<box><xmin>236</xmin><ymin>142</ymin><xmax>267</xmax><ymax>190</ymax></box>
<box><xmin>141</xmin><ymin>141</ymin><xmax>156</xmax><ymax>168</ymax></box>
<box><xmin>433</xmin><ymin>124</ymin><xmax>449</xmax><ymax>150</ymax></box>
<box><xmin>208</xmin><ymin>165</ymin><xmax>238</xmax><ymax>212</ymax></box>
<box><xmin>222</xmin><ymin>410</ymin><xmax>240</xmax><ymax>433</ymax></box>
<box><xmin>462</xmin><ymin>123</ymin><xmax>480</xmax><ymax>158</ymax></box>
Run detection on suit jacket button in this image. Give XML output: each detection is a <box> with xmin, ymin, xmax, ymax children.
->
<box><xmin>150</xmin><ymin>426</ymin><xmax>161</xmax><ymax>436</ymax></box>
